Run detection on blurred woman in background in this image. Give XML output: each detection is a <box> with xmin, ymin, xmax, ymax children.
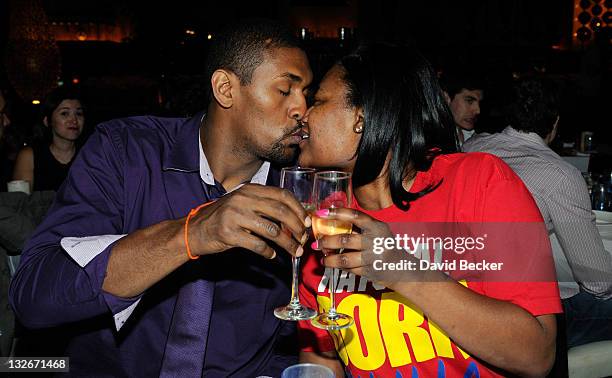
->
<box><xmin>12</xmin><ymin>86</ymin><xmax>84</xmax><ymax>192</ymax></box>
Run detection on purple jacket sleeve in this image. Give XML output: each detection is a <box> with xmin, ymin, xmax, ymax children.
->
<box><xmin>9</xmin><ymin>124</ymin><xmax>140</xmax><ymax>329</ymax></box>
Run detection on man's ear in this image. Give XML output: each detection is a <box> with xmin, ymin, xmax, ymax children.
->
<box><xmin>545</xmin><ymin>115</ymin><xmax>560</xmax><ymax>145</ymax></box>
<box><xmin>544</xmin><ymin>116</ymin><xmax>559</xmax><ymax>145</ymax></box>
<box><xmin>210</xmin><ymin>69</ymin><xmax>235</xmax><ymax>109</ymax></box>
<box><xmin>553</xmin><ymin>115</ymin><xmax>560</xmax><ymax>133</ymax></box>
<box><xmin>442</xmin><ymin>90</ymin><xmax>451</xmax><ymax>105</ymax></box>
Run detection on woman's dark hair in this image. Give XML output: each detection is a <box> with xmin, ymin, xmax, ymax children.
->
<box><xmin>34</xmin><ymin>85</ymin><xmax>84</xmax><ymax>144</ymax></box>
<box><xmin>338</xmin><ymin>43</ymin><xmax>458</xmax><ymax>210</ymax></box>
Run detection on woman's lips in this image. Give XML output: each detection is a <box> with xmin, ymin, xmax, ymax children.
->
<box><xmin>298</xmin><ymin>128</ymin><xmax>309</xmax><ymax>146</ymax></box>
<box><xmin>286</xmin><ymin>135</ymin><xmax>302</xmax><ymax>145</ymax></box>
<box><xmin>298</xmin><ymin>134</ymin><xmax>309</xmax><ymax>147</ymax></box>
<box><xmin>289</xmin><ymin>128</ymin><xmax>310</xmax><ymax>143</ymax></box>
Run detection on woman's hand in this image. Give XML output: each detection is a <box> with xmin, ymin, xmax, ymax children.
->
<box><xmin>312</xmin><ymin>208</ymin><xmax>422</xmax><ymax>288</ymax></box>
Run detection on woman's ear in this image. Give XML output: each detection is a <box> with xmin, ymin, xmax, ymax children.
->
<box><xmin>43</xmin><ymin>116</ymin><xmax>49</xmax><ymax>127</ymax></box>
<box><xmin>210</xmin><ymin>69</ymin><xmax>235</xmax><ymax>109</ymax></box>
<box><xmin>353</xmin><ymin>108</ymin><xmax>364</xmax><ymax>133</ymax></box>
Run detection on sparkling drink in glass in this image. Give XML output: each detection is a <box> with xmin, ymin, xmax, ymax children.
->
<box><xmin>310</xmin><ymin>170</ymin><xmax>354</xmax><ymax>330</ymax></box>
<box><xmin>274</xmin><ymin>167</ymin><xmax>318</xmax><ymax>321</ymax></box>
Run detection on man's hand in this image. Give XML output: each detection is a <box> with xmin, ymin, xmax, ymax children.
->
<box><xmin>187</xmin><ymin>183</ymin><xmax>310</xmax><ymax>259</ymax></box>
<box><xmin>104</xmin><ymin>184</ymin><xmax>310</xmax><ymax>298</ymax></box>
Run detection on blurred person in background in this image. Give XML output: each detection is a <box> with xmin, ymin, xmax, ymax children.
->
<box><xmin>464</xmin><ymin>76</ymin><xmax>612</xmax><ymax>349</ymax></box>
<box><xmin>0</xmin><ymin>84</ymin><xmax>14</xmax><ymax>191</ymax></box>
<box><xmin>0</xmin><ymin>82</ymin><xmax>56</xmax><ymax>356</ymax></box>
<box><xmin>12</xmin><ymin>85</ymin><xmax>84</xmax><ymax>192</ymax></box>
<box><xmin>439</xmin><ymin>67</ymin><xmax>485</xmax><ymax>147</ymax></box>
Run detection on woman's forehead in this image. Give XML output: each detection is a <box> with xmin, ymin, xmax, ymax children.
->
<box><xmin>319</xmin><ymin>66</ymin><xmax>346</xmax><ymax>93</ymax></box>
<box><xmin>57</xmin><ymin>99</ymin><xmax>82</xmax><ymax>107</ymax></box>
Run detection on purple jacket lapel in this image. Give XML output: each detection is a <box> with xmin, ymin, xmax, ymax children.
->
<box><xmin>159</xmin><ymin>112</ymin><xmax>215</xmax><ymax>376</ymax></box>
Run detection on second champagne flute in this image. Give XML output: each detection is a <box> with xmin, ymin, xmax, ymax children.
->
<box><xmin>311</xmin><ymin>170</ymin><xmax>354</xmax><ymax>331</ymax></box>
<box><xmin>274</xmin><ymin>167</ymin><xmax>318</xmax><ymax>321</ymax></box>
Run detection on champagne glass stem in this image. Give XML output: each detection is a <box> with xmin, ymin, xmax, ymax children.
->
<box><xmin>328</xmin><ymin>264</ymin><xmax>338</xmax><ymax>318</ymax></box>
<box><xmin>289</xmin><ymin>255</ymin><xmax>301</xmax><ymax>308</ymax></box>
<box><xmin>328</xmin><ymin>247</ymin><xmax>345</xmax><ymax>317</ymax></box>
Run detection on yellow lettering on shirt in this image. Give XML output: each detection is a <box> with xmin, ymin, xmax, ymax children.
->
<box><xmin>457</xmin><ymin>345</ymin><xmax>470</xmax><ymax>359</ymax></box>
<box><xmin>336</xmin><ymin>294</ymin><xmax>386</xmax><ymax>371</ymax></box>
<box><xmin>313</xmin><ymin>279</ymin><xmax>473</xmax><ymax>372</ymax></box>
<box><xmin>380</xmin><ymin>292</ymin><xmax>436</xmax><ymax>365</ymax></box>
<box><xmin>316</xmin><ymin>295</ymin><xmax>350</xmax><ymax>365</ymax></box>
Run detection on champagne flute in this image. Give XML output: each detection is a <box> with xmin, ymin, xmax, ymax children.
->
<box><xmin>274</xmin><ymin>167</ymin><xmax>318</xmax><ymax>321</ymax></box>
<box><xmin>310</xmin><ymin>170</ymin><xmax>354</xmax><ymax>330</ymax></box>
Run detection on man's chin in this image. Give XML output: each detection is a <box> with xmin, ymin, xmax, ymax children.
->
<box><xmin>266</xmin><ymin>145</ymin><xmax>299</xmax><ymax>166</ymax></box>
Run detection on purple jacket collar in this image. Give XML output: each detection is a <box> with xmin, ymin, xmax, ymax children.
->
<box><xmin>163</xmin><ymin>111</ymin><xmax>205</xmax><ymax>173</ymax></box>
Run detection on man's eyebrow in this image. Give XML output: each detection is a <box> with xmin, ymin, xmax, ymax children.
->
<box><xmin>464</xmin><ymin>95</ymin><xmax>479</xmax><ymax>101</ymax></box>
<box><xmin>279</xmin><ymin>73</ymin><xmax>303</xmax><ymax>82</ymax></box>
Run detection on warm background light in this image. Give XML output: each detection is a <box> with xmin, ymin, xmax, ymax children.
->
<box><xmin>572</xmin><ymin>0</ymin><xmax>611</xmax><ymax>45</ymax></box>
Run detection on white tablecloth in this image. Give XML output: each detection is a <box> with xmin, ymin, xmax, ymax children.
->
<box><xmin>595</xmin><ymin>211</ymin><xmax>612</xmax><ymax>250</ymax></box>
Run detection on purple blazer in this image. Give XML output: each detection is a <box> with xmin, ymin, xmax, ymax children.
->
<box><xmin>9</xmin><ymin>112</ymin><xmax>293</xmax><ymax>376</ymax></box>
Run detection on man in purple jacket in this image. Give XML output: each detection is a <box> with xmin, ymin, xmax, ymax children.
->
<box><xmin>10</xmin><ymin>18</ymin><xmax>313</xmax><ymax>377</ymax></box>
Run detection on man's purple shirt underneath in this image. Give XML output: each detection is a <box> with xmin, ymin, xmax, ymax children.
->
<box><xmin>9</xmin><ymin>113</ymin><xmax>297</xmax><ymax>376</ymax></box>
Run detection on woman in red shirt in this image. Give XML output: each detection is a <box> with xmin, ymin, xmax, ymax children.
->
<box><xmin>296</xmin><ymin>43</ymin><xmax>561</xmax><ymax>377</ymax></box>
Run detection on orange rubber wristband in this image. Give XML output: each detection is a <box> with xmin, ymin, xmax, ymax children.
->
<box><xmin>184</xmin><ymin>201</ymin><xmax>216</xmax><ymax>260</ymax></box>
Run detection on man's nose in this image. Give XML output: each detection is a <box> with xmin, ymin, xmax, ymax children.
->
<box><xmin>474</xmin><ymin>103</ymin><xmax>481</xmax><ymax>115</ymax></box>
<box><xmin>289</xmin><ymin>95</ymin><xmax>308</xmax><ymax>121</ymax></box>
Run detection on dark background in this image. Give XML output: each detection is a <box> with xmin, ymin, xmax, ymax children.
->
<box><xmin>1</xmin><ymin>0</ymin><xmax>610</xmax><ymax>163</ymax></box>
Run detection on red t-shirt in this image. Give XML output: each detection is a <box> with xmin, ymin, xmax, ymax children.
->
<box><xmin>298</xmin><ymin>152</ymin><xmax>562</xmax><ymax>378</ymax></box>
